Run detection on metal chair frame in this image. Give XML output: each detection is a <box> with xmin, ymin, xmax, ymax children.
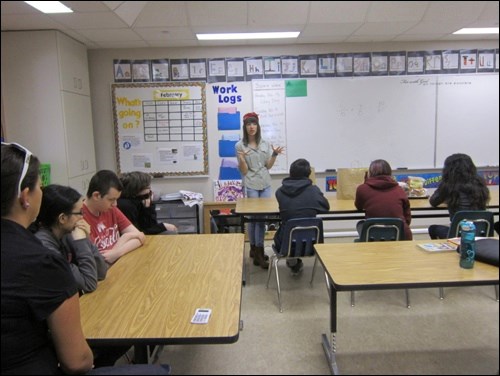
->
<box><xmin>266</xmin><ymin>217</ymin><xmax>324</xmax><ymax>312</ymax></box>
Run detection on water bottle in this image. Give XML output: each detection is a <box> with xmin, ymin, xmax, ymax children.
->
<box><xmin>459</xmin><ymin>220</ymin><xmax>476</xmax><ymax>269</ymax></box>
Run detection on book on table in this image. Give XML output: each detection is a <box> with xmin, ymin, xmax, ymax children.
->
<box><xmin>417</xmin><ymin>242</ymin><xmax>457</xmax><ymax>252</ymax></box>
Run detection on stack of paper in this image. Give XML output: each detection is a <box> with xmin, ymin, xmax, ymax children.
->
<box><xmin>417</xmin><ymin>242</ymin><xmax>457</xmax><ymax>252</ymax></box>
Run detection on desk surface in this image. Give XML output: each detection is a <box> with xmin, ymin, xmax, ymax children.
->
<box><xmin>235</xmin><ymin>189</ymin><xmax>499</xmax><ymax>215</ymax></box>
<box><xmin>315</xmin><ymin>240</ymin><xmax>499</xmax><ymax>290</ymax></box>
<box><xmin>80</xmin><ymin>234</ymin><xmax>244</xmax><ymax>345</ymax></box>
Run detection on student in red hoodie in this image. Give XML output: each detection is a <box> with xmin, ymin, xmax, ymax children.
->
<box><xmin>355</xmin><ymin>159</ymin><xmax>412</xmax><ymax>240</ymax></box>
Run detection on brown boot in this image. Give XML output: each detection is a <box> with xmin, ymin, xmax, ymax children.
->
<box><xmin>250</xmin><ymin>244</ymin><xmax>268</xmax><ymax>261</ymax></box>
<box><xmin>249</xmin><ymin>244</ymin><xmax>256</xmax><ymax>258</ymax></box>
<box><xmin>253</xmin><ymin>246</ymin><xmax>269</xmax><ymax>269</ymax></box>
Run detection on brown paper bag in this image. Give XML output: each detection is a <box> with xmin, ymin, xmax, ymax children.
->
<box><xmin>336</xmin><ymin>167</ymin><xmax>368</xmax><ymax>200</ymax></box>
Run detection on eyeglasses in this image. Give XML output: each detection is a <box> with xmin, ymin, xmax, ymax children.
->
<box><xmin>1</xmin><ymin>142</ymin><xmax>33</xmax><ymax>197</ymax></box>
<box><xmin>136</xmin><ymin>190</ymin><xmax>153</xmax><ymax>201</ymax></box>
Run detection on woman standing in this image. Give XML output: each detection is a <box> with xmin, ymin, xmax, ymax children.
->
<box><xmin>235</xmin><ymin>112</ymin><xmax>284</xmax><ymax>269</ymax></box>
<box><xmin>428</xmin><ymin>153</ymin><xmax>490</xmax><ymax>239</ymax></box>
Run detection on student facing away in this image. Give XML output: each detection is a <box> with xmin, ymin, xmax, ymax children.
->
<box><xmin>355</xmin><ymin>159</ymin><xmax>413</xmax><ymax>240</ymax></box>
<box><xmin>428</xmin><ymin>153</ymin><xmax>490</xmax><ymax>239</ymax></box>
<box><xmin>274</xmin><ymin>158</ymin><xmax>330</xmax><ymax>274</ymax></box>
<box><xmin>82</xmin><ymin>170</ymin><xmax>145</xmax><ymax>265</ymax></box>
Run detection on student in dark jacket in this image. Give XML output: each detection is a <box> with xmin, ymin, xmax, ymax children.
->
<box><xmin>355</xmin><ymin>159</ymin><xmax>412</xmax><ymax>240</ymax></box>
<box><xmin>118</xmin><ymin>171</ymin><xmax>177</xmax><ymax>235</ymax></box>
<box><xmin>274</xmin><ymin>158</ymin><xmax>330</xmax><ymax>273</ymax></box>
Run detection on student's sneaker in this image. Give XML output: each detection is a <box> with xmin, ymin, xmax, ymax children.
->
<box><xmin>287</xmin><ymin>259</ymin><xmax>303</xmax><ymax>275</ymax></box>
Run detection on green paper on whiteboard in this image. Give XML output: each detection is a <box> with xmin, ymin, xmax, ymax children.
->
<box><xmin>285</xmin><ymin>80</ymin><xmax>307</xmax><ymax>97</ymax></box>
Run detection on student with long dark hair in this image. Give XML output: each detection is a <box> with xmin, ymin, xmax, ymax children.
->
<box><xmin>428</xmin><ymin>153</ymin><xmax>490</xmax><ymax>239</ymax></box>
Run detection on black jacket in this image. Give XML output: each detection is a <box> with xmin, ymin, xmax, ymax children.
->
<box><xmin>274</xmin><ymin>177</ymin><xmax>330</xmax><ymax>250</ymax></box>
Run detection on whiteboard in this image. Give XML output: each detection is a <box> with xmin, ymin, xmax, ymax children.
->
<box><xmin>435</xmin><ymin>74</ymin><xmax>499</xmax><ymax>167</ymax></box>
<box><xmin>252</xmin><ymin>80</ymin><xmax>288</xmax><ymax>173</ymax></box>
<box><xmin>112</xmin><ymin>82</ymin><xmax>208</xmax><ymax>176</ymax></box>
<box><xmin>285</xmin><ymin>76</ymin><xmax>438</xmax><ymax>171</ymax></box>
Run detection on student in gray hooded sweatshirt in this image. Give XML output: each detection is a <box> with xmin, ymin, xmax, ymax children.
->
<box><xmin>274</xmin><ymin>158</ymin><xmax>330</xmax><ymax>273</ymax></box>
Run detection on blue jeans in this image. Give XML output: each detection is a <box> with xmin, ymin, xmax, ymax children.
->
<box><xmin>245</xmin><ymin>186</ymin><xmax>272</xmax><ymax>247</ymax></box>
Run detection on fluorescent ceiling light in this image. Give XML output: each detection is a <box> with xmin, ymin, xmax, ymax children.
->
<box><xmin>25</xmin><ymin>1</ymin><xmax>73</xmax><ymax>13</ymax></box>
<box><xmin>453</xmin><ymin>27</ymin><xmax>499</xmax><ymax>35</ymax></box>
<box><xmin>197</xmin><ymin>32</ymin><xmax>300</xmax><ymax>41</ymax></box>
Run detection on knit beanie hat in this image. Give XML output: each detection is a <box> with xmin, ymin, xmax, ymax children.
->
<box><xmin>243</xmin><ymin>112</ymin><xmax>259</xmax><ymax>125</ymax></box>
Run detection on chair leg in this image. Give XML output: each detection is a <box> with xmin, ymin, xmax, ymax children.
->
<box><xmin>265</xmin><ymin>255</ymin><xmax>275</xmax><ymax>288</ymax></box>
<box><xmin>439</xmin><ymin>287</ymin><xmax>444</xmax><ymax>300</ymax></box>
<box><xmin>351</xmin><ymin>291</ymin><xmax>355</xmax><ymax>307</ymax></box>
<box><xmin>310</xmin><ymin>256</ymin><xmax>318</xmax><ymax>286</ymax></box>
<box><xmin>495</xmin><ymin>285</ymin><xmax>499</xmax><ymax>302</ymax></box>
<box><xmin>405</xmin><ymin>289</ymin><xmax>411</xmax><ymax>308</ymax></box>
<box><xmin>274</xmin><ymin>259</ymin><xmax>283</xmax><ymax>312</ymax></box>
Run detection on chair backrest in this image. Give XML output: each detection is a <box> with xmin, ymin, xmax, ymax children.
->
<box><xmin>278</xmin><ymin>217</ymin><xmax>324</xmax><ymax>258</ymax></box>
<box><xmin>358</xmin><ymin>218</ymin><xmax>405</xmax><ymax>242</ymax></box>
<box><xmin>448</xmin><ymin>210</ymin><xmax>495</xmax><ymax>238</ymax></box>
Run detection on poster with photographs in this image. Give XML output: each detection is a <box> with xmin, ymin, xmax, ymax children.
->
<box><xmin>318</xmin><ymin>54</ymin><xmax>335</xmax><ymax>77</ymax></box>
<box><xmin>245</xmin><ymin>57</ymin><xmax>264</xmax><ymax>80</ymax></box>
<box><xmin>336</xmin><ymin>54</ymin><xmax>353</xmax><ymax>77</ymax></box>
<box><xmin>389</xmin><ymin>51</ymin><xmax>406</xmax><ymax>75</ymax></box>
<box><xmin>114</xmin><ymin>59</ymin><xmax>132</xmax><ymax>82</ymax></box>
<box><xmin>424</xmin><ymin>50</ymin><xmax>442</xmax><ymax>74</ymax></box>
<box><xmin>299</xmin><ymin>55</ymin><xmax>318</xmax><ymax>77</ymax></box>
<box><xmin>208</xmin><ymin>58</ymin><xmax>226</xmax><ymax>83</ymax></box>
<box><xmin>441</xmin><ymin>50</ymin><xmax>459</xmax><ymax>74</ymax></box>
<box><xmin>353</xmin><ymin>53</ymin><xmax>371</xmax><ymax>76</ymax></box>
<box><xmin>189</xmin><ymin>59</ymin><xmax>207</xmax><ymax>81</ymax></box>
<box><xmin>226</xmin><ymin>58</ymin><xmax>245</xmax><ymax>82</ymax></box>
<box><xmin>477</xmin><ymin>49</ymin><xmax>495</xmax><ymax>72</ymax></box>
<box><xmin>263</xmin><ymin>56</ymin><xmax>282</xmax><ymax>79</ymax></box>
<box><xmin>371</xmin><ymin>52</ymin><xmax>388</xmax><ymax>76</ymax></box>
<box><xmin>132</xmin><ymin>60</ymin><xmax>151</xmax><ymax>82</ymax></box>
<box><xmin>281</xmin><ymin>55</ymin><xmax>299</xmax><ymax>78</ymax></box>
<box><xmin>407</xmin><ymin>51</ymin><xmax>425</xmax><ymax>75</ymax></box>
<box><xmin>171</xmin><ymin>59</ymin><xmax>189</xmax><ymax>81</ymax></box>
<box><xmin>151</xmin><ymin>59</ymin><xmax>169</xmax><ymax>81</ymax></box>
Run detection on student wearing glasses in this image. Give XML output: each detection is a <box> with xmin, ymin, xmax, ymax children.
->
<box><xmin>82</xmin><ymin>170</ymin><xmax>145</xmax><ymax>265</ymax></box>
<box><xmin>33</xmin><ymin>184</ymin><xmax>108</xmax><ymax>294</ymax></box>
<box><xmin>117</xmin><ymin>171</ymin><xmax>178</xmax><ymax>235</ymax></box>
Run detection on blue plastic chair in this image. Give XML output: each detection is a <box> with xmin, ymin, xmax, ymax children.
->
<box><xmin>267</xmin><ymin>217</ymin><xmax>324</xmax><ymax>312</ymax></box>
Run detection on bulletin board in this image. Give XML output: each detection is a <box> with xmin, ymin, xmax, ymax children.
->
<box><xmin>112</xmin><ymin>82</ymin><xmax>208</xmax><ymax>176</ymax></box>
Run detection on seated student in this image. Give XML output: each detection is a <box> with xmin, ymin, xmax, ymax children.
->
<box><xmin>34</xmin><ymin>184</ymin><xmax>107</xmax><ymax>294</ymax></box>
<box><xmin>428</xmin><ymin>153</ymin><xmax>490</xmax><ymax>239</ymax></box>
<box><xmin>274</xmin><ymin>158</ymin><xmax>330</xmax><ymax>274</ymax></box>
<box><xmin>1</xmin><ymin>143</ymin><xmax>171</xmax><ymax>376</ymax></box>
<box><xmin>82</xmin><ymin>170</ymin><xmax>145</xmax><ymax>265</ymax></box>
<box><xmin>355</xmin><ymin>159</ymin><xmax>412</xmax><ymax>240</ymax></box>
<box><xmin>117</xmin><ymin>171</ymin><xmax>178</xmax><ymax>235</ymax></box>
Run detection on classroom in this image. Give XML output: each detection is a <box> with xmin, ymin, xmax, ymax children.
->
<box><xmin>1</xmin><ymin>2</ymin><xmax>499</xmax><ymax>375</ymax></box>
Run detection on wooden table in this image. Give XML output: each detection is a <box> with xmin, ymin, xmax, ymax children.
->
<box><xmin>315</xmin><ymin>240</ymin><xmax>500</xmax><ymax>374</ymax></box>
<box><xmin>80</xmin><ymin>234</ymin><xmax>244</xmax><ymax>363</ymax></box>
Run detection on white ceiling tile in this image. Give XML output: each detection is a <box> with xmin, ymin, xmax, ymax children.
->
<box><xmin>114</xmin><ymin>1</ymin><xmax>148</xmax><ymax>27</ymax></box>
<box><xmin>1</xmin><ymin>1</ymin><xmax>40</xmax><ymax>15</ymax></box>
<box><xmin>477</xmin><ymin>1</ymin><xmax>499</xmax><ymax>23</ymax></box>
<box><xmin>301</xmin><ymin>23</ymin><xmax>362</xmax><ymax>37</ymax></box>
<box><xmin>63</xmin><ymin>1</ymin><xmax>112</xmax><ymax>12</ymax></box>
<box><xmin>367</xmin><ymin>1</ymin><xmax>428</xmax><ymax>22</ymax></box>
<box><xmin>248</xmin><ymin>1</ymin><xmax>309</xmax><ymax>26</ymax></box>
<box><xmin>423</xmin><ymin>1</ymin><xmax>485</xmax><ymax>22</ymax></box>
<box><xmin>309</xmin><ymin>1</ymin><xmax>370</xmax><ymax>23</ymax></box>
<box><xmin>76</xmin><ymin>28</ymin><xmax>143</xmax><ymax>42</ymax></box>
<box><xmin>91</xmin><ymin>39</ymin><xmax>150</xmax><ymax>48</ymax></box>
<box><xmin>147</xmin><ymin>39</ymin><xmax>200</xmax><ymax>48</ymax></box>
<box><xmin>134</xmin><ymin>27</ymin><xmax>194</xmax><ymax>41</ymax></box>
<box><xmin>49</xmin><ymin>12</ymin><xmax>129</xmax><ymax>29</ymax></box>
<box><xmin>353</xmin><ymin>21</ymin><xmax>419</xmax><ymax>36</ymax></box>
<box><xmin>404</xmin><ymin>20</ymin><xmax>470</xmax><ymax>35</ymax></box>
<box><xmin>187</xmin><ymin>1</ymin><xmax>247</xmax><ymax>26</ymax></box>
<box><xmin>134</xmin><ymin>1</ymin><xmax>188</xmax><ymax>27</ymax></box>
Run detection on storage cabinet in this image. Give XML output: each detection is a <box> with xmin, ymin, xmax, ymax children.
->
<box><xmin>1</xmin><ymin>30</ymin><xmax>96</xmax><ymax>194</ymax></box>
<box><xmin>155</xmin><ymin>200</ymin><xmax>200</xmax><ymax>234</ymax></box>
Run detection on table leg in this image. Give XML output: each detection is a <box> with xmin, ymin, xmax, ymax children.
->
<box><xmin>321</xmin><ymin>279</ymin><xmax>339</xmax><ymax>375</ymax></box>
